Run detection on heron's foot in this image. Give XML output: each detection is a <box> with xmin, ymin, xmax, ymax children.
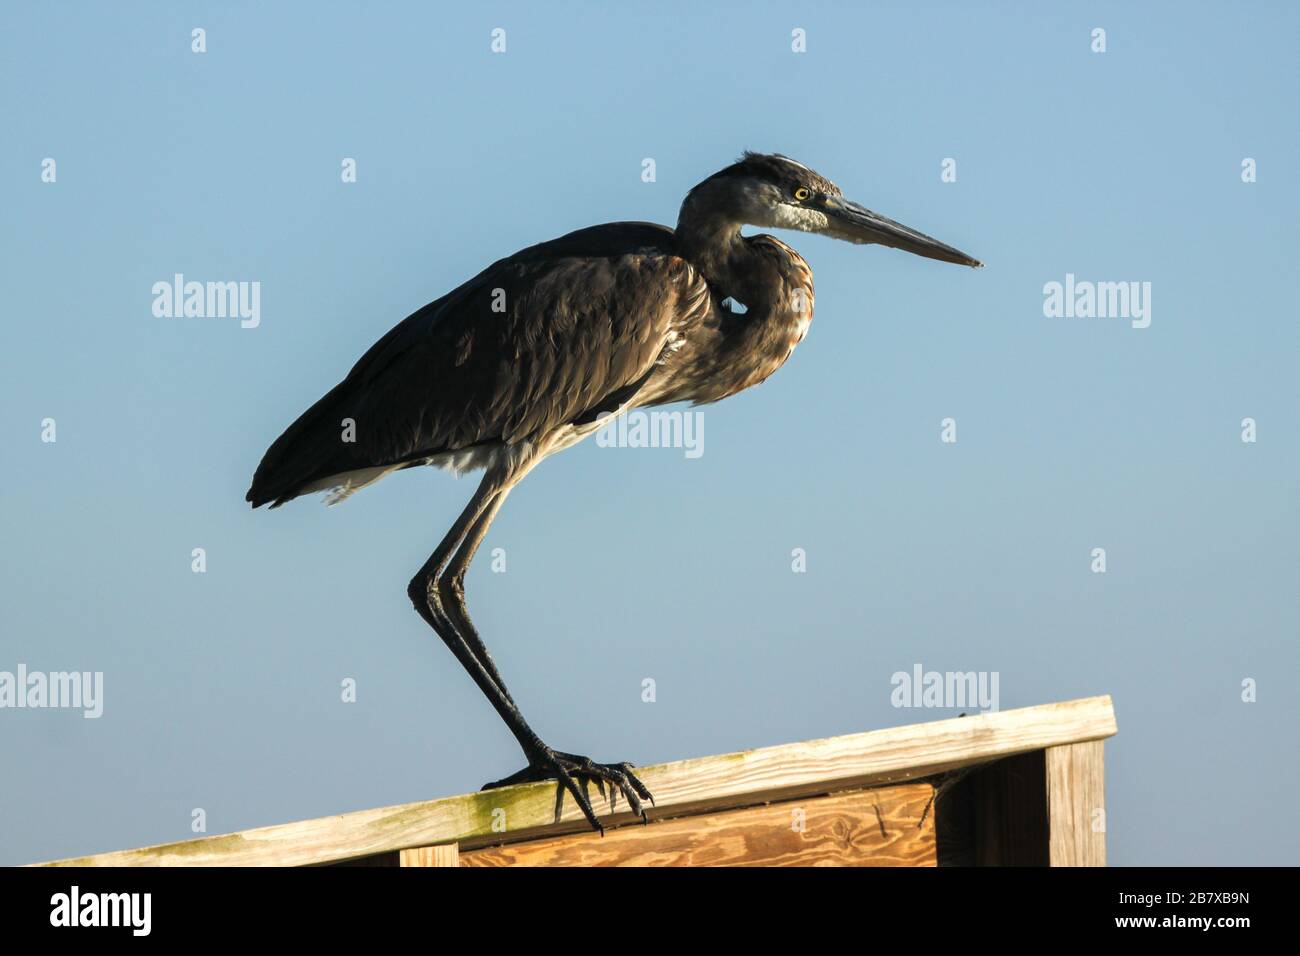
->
<box><xmin>481</xmin><ymin>747</ymin><xmax>654</xmax><ymax>834</ymax></box>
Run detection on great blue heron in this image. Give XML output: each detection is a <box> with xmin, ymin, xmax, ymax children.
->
<box><xmin>247</xmin><ymin>152</ymin><xmax>981</xmax><ymax>831</ymax></box>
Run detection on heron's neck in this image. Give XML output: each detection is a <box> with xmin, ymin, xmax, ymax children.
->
<box><xmin>675</xmin><ymin>214</ymin><xmax>778</xmax><ymax>304</ymax></box>
<box><xmin>671</xmin><ymin>211</ymin><xmax>814</xmax><ymax>404</ymax></box>
<box><xmin>675</xmin><ymin>209</ymin><xmax>738</xmax><ymax>270</ymax></box>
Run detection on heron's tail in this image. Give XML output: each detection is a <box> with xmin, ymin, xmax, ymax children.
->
<box><xmin>246</xmin><ymin>380</ymin><xmax>357</xmax><ymax>508</ymax></box>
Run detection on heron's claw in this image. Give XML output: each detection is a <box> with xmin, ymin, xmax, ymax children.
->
<box><xmin>481</xmin><ymin>748</ymin><xmax>654</xmax><ymax>833</ymax></box>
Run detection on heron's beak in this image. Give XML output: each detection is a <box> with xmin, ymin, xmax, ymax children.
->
<box><xmin>821</xmin><ymin>196</ymin><xmax>982</xmax><ymax>268</ymax></box>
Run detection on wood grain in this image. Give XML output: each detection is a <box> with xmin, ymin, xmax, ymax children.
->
<box><xmin>459</xmin><ymin>785</ymin><xmax>936</xmax><ymax>867</ymax></box>
<box><xmin>34</xmin><ymin>696</ymin><xmax>1115</xmax><ymax>867</ymax></box>
<box><xmin>1046</xmin><ymin>740</ymin><xmax>1106</xmax><ymax>866</ymax></box>
<box><xmin>399</xmin><ymin>844</ymin><xmax>459</xmax><ymax>867</ymax></box>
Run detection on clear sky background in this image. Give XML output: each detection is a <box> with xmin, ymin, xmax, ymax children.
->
<box><xmin>2</xmin><ymin>1</ymin><xmax>1296</xmax><ymax>866</ymax></box>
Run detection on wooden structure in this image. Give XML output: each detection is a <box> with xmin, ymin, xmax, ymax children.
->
<box><xmin>36</xmin><ymin>696</ymin><xmax>1116</xmax><ymax>867</ymax></box>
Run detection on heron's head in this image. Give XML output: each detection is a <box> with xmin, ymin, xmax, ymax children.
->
<box><xmin>679</xmin><ymin>152</ymin><xmax>982</xmax><ymax>268</ymax></box>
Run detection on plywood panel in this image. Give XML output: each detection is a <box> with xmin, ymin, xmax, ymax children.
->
<box><xmin>459</xmin><ymin>785</ymin><xmax>936</xmax><ymax>867</ymax></box>
<box><xmin>399</xmin><ymin>844</ymin><xmax>459</xmax><ymax>867</ymax></box>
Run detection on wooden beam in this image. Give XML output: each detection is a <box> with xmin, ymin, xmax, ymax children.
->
<box><xmin>399</xmin><ymin>844</ymin><xmax>459</xmax><ymax>867</ymax></box>
<box><xmin>34</xmin><ymin>695</ymin><xmax>1116</xmax><ymax>867</ymax></box>
<box><xmin>460</xmin><ymin>784</ymin><xmax>935</xmax><ymax>867</ymax></box>
<box><xmin>1046</xmin><ymin>740</ymin><xmax>1106</xmax><ymax>866</ymax></box>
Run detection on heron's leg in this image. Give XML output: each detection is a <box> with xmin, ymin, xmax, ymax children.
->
<box><xmin>406</xmin><ymin>475</ymin><xmax>522</xmax><ymax>736</ymax></box>
<box><xmin>439</xmin><ymin>489</ymin><xmax>655</xmax><ymax>827</ymax></box>
<box><xmin>438</xmin><ymin>488</ymin><xmax>516</xmax><ymax>707</ymax></box>
<box><xmin>410</xmin><ymin>472</ymin><xmax>652</xmax><ymax>831</ymax></box>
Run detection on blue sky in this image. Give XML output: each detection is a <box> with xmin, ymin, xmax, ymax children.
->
<box><xmin>1</xmin><ymin>1</ymin><xmax>1296</xmax><ymax>865</ymax></box>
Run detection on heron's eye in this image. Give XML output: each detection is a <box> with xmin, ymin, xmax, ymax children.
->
<box><xmin>793</xmin><ymin>187</ymin><xmax>812</xmax><ymax>202</ymax></box>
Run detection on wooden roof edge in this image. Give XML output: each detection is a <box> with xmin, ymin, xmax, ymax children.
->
<box><xmin>34</xmin><ymin>694</ymin><xmax>1115</xmax><ymax>867</ymax></box>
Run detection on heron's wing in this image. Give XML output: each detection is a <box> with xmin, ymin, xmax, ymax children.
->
<box><xmin>247</xmin><ymin>222</ymin><xmax>709</xmax><ymax>506</ymax></box>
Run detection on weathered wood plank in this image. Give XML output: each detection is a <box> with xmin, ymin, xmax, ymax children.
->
<box><xmin>399</xmin><ymin>844</ymin><xmax>459</xmax><ymax>867</ymax></box>
<box><xmin>35</xmin><ymin>695</ymin><xmax>1115</xmax><ymax>867</ymax></box>
<box><xmin>460</xmin><ymin>784</ymin><xmax>936</xmax><ymax>867</ymax></box>
<box><xmin>1046</xmin><ymin>740</ymin><xmax>1106</xmax><ymax>866</ymax></box>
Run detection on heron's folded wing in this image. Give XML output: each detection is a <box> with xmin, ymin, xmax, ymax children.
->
<box><xmin>352</xmin><ymin>249</ymin><xmax>709</xmax><ymax>459</ymax></box>
<box><xmin>247</xmin><ymin>228</ymin><xmax>708</xmax><ymax>506</ymax></box>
